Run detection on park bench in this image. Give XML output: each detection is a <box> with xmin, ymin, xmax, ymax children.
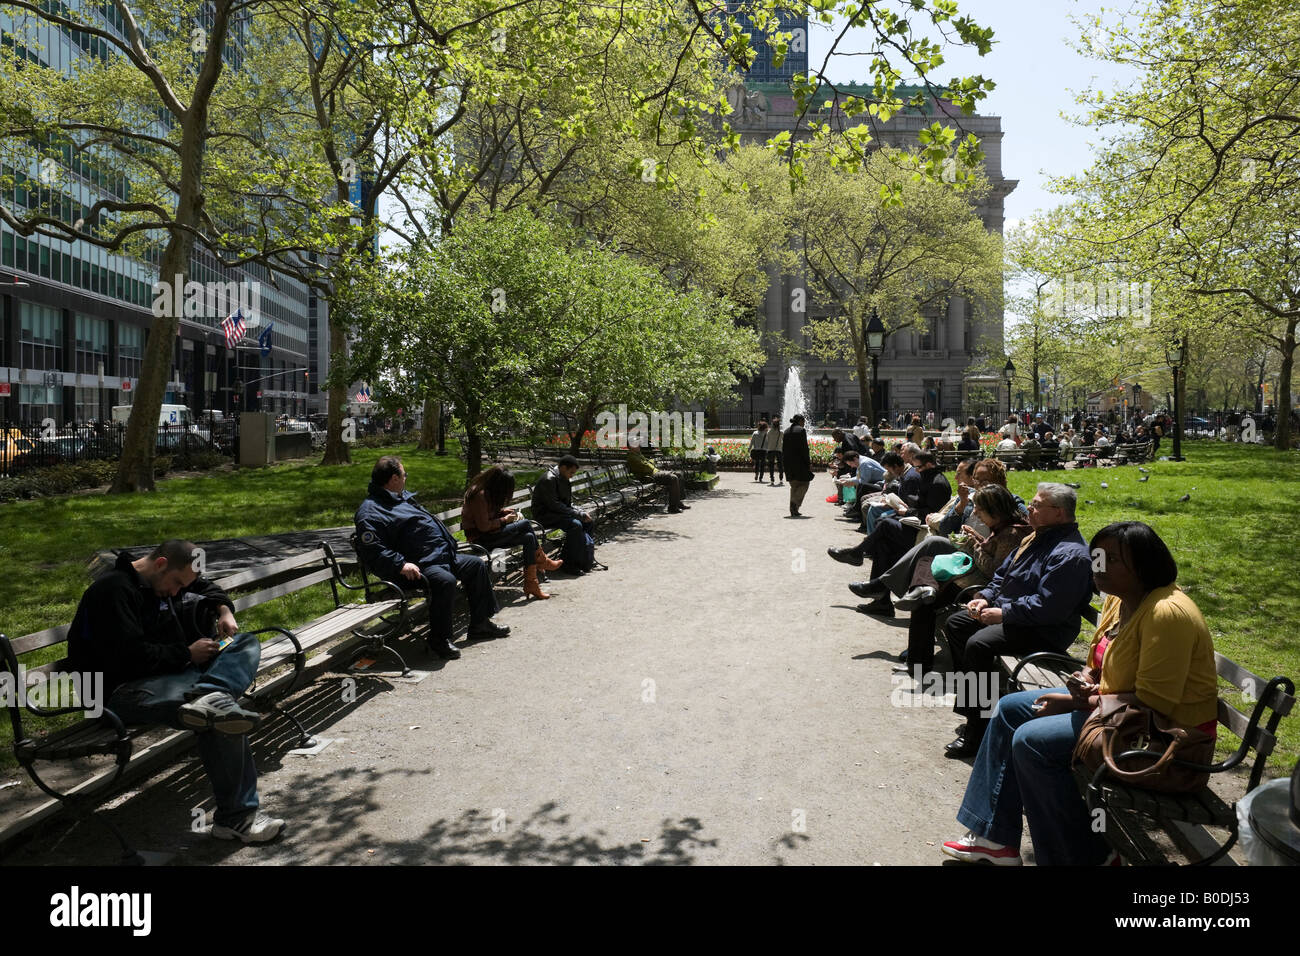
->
<box><xmin>1111</xmin><ymin>441</ymin><xmax>1154</xmax><ymax>465</ymax></box>
<box><xmin>0</xmin><ymin>543</ymin><xmax>410</xmax><ymax>862</ymax></box>
<box><xmin>1076</xmin><ymin>654</ymin><xmax>1295</xmax><ymax>866</ymax></box>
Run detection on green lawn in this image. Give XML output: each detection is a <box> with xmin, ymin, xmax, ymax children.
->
<box><xmin>1003</xmin><ymin>440</ymin><xmax>1300</xmax><ymax>771</ymax></box>
<box><xmin>2</xmin><ymin>438</ymin><xmax>1297</xmax><ymax>776</ymax></box>
<box><xmin>0</xmin><ymin>441</ymin><xmax>488</xmax><ymax>643</ymax></box>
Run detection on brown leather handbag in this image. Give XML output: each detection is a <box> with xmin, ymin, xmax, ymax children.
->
<box><xmin>1072</xmin><ymin>694</ymin><xmax>1215</xmax><ymax>793</ymax></box>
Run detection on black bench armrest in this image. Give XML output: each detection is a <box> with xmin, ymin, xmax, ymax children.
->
<box><xmin>1009</xmin><ymin>651</ymin><xmax>1088</xmax><ymax>688</ymax></box>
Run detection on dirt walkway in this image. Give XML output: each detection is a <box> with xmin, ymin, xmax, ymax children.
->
<box><xmin>6</xmin><ymin>472</ymin><xmax>984</xmax><ymax>866</ymax></box>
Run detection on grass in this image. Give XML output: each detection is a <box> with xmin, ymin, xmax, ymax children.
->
<box><xmin>1002</xmin><ymin>440</ymin><xmax>1300</xmax><ymax>773</ymax></box>
<box><xmin>2</xmin><ymin>438</ymin><xmax>1297</xmax><ymax>777</ymax></box>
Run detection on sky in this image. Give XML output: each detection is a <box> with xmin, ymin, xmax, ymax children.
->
<box><xmin>810</xmin><ymin>0</ymin><xmax>1143</xmax><ymax>229</ymax></box>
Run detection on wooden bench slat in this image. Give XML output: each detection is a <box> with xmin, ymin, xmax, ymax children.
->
<box><xmin>230</xmin><ymin>566</ymin><xmax>338</xmax><ymax>613</ymax></box>
<box><xmin>9</xmin><ymin>625</ymin><xmax>71</xmax><ymax>655</ymax></box>
<box><xmin>213</xmin><ymin>548</ymin><xmax>326</xmax><ymax>590</ymax></box>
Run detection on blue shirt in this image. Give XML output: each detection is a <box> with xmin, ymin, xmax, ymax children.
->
<box><xmin>979</xmin><ymin>522</ymin><xmax>1094</xmax><ymax>651</ymax></box>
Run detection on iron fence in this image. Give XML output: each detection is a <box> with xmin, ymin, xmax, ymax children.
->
<box><xmin>0</xmin><ymin>415</ymin><xmax>237</xmax><ymax>479</ymax></box>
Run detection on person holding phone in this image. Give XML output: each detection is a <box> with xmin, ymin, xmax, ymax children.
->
<box><xmin>68</xmin><ymin>539</ymin><xmax>285</xmax><ymax>844</ymax></box>
<box><xmin>940</xmin><ymin>521</ymin><xmax>1217</xmax><ymax>865</ymax></box>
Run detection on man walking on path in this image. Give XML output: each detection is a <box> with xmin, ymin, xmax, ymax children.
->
<box><xmin>783</xmin><ymin>414</ymin><xmax>815</xmax><ymax>517</ymax></box>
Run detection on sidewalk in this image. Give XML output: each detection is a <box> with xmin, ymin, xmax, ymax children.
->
<box><xmin>4</xmin><ymin>472</ymin><xmax>980</xmax><ymax>866</ymax></box>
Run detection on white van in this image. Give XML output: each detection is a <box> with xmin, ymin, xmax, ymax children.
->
<box><xmin>112</xmin><ymin>404</ymin><xmax>193</xmax><ymax>428</ymax></box>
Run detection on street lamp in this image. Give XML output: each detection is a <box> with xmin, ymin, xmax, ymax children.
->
<box><xmin>1166</xmin><ymin>334</ymin><xmax>1187</xmax><ymax>460</ymax></box>
<box><xmin>866</xmin><ymin>308</ymin><xmax>885</xmax><ymax>423</ymax></box>
<box><xmin>819</xmin><ymin>373</ymin><xmax>832</xmax><ymax>423</ymax></box>
<box><xmin>1003</xmin><ymin>359</ymin><xmax>1015</xmax><ymax>420</ymax></box>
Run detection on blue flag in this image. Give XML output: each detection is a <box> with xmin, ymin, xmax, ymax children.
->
<box><xmin>258</xmin><ymin>322</ymin><xmax>274</xmax><ymax>356</ymax></box>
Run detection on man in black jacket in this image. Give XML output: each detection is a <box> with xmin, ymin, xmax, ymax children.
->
<box><xmin>68</xmin><ymin>539</ymin><xmax>284</xmax><ymax>844</ymax></box>
<box><xmin>531</xmin><ymin>455</ymin><xmax>598</xmax><ymax>572</ymax></box>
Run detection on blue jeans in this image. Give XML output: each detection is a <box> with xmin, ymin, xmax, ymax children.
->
<box><xmin>472</xmin><ymin>519</ymin><xmax>540</xmax><ymax>564</ymax></box>
<box><xmin>955</xmin><ymin>688</ymin><xmax>1110</xmax><ymax>865</ymax></box>
<box><xmin>106</xmin><ymin>632</ymin><xmax>262</xmax><ymax>826</ymax></box>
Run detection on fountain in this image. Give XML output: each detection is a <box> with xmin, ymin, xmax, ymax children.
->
<box><xmin>780</xmin><ymin>365</ymin><xmax>807</xmax><ymax>427</ymax></box>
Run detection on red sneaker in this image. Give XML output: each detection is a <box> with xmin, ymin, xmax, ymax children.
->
<box><xmin>941</xmin><ymin>831</ymin><xmax>1023</xmax><ymax>866</ymax></box>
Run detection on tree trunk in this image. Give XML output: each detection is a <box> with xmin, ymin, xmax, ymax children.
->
<box><xmin>1275</xmin><ymin>319</ymin><xmax>1296</xmax><ymax>450</ymax></box>
<box><xmin>320</xmin><ymin>298</ymin><xmax>353</xmax><ymax>466</ymax></box>
<box><xmin>464</xmin><ymin>422</ymin><xmax>483</xmax><ymax>485</ymax></box>
<box><xmin>569</xmin><ymin>401</ymin><xmax>596</xmax><ymax>456</ymax></box>
<box><xmin>418</xmin><ymin>395</ymin><xmax>436</xmax><ymax>450</ymax></box>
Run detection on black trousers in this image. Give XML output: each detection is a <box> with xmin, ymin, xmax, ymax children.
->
<box><xmin>409</xmin><ymin>555</ymin><xmax>499</xmax><ymax>645</ymax></box>
<box><xmin>853</xmin><ymin>516</ymin><xmax>917</xmax><ymax>581</ymax></box>
<box><xmin>941</xmin><ymin>609</ymin><xmax>1058</xmax><ymax>741</ymax></box>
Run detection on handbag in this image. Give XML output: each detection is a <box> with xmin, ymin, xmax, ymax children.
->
<box><xmin>1071</xmin><ymin>694</ymin><xmax>1214</xmax><ymax>793</ymax></box>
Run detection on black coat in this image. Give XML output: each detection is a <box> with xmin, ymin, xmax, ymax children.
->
<box><xmin>783</xmin><ymin>426</ymin><xmax>814</xmax><ymax>481</ymax></box>
<box><xmin>68</xmin><ymin>552</ymin><xmax>234</xmax><ymax>695</ymax></box>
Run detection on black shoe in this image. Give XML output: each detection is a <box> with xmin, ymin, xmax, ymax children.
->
<box><xmin>789</xmin><ymin>509</ymin><xmax>801</xmax><ymax>517</ymax></box>
<box><xmin>944</xmin><ymin>735</ymin><xmax>980</xmax><ymax>758</ymax></box>
<box><xmin>848</xmin><ymin>580</ymin><xmax>886</xmax><ymax>599</ymax></box>
<box><xmin>679</xmin><ymin>503</ymin><xmax>691</xmax><ymax>509</ymax></box>
<box><xmin>428</xmin><ymin>637</ymin><xmax>461</xmax><ymax>660</ymax></box>
<box><xmin>855</xmin><ymin>597</ymin><xmax>895</xmax><ymax>618</ymax></box>
<box><xmin>667</xmin><ymin>507</ymin><xmax>684</xmax><ymax>514</ymax></box>
<box><xmin>469</xmin><ymin>619</ymin><xmax>510</xmax><ymax>639</ymax></box>
<box><xmin>828</xmin><ymin>547</ymin><xmax>864</xmax><ymax>566</ymax></box>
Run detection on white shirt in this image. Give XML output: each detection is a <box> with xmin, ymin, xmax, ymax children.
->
<box><xmin>997</xmin><ymin>437</ymin><xmax>1018</xmax><ymax>451</ymax></box>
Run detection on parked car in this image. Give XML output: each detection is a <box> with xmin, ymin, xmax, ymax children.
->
<box><xmin>1184</xmin><ymin>416</ymin><xmax>1212</xmax><ymax>433</ymax></box>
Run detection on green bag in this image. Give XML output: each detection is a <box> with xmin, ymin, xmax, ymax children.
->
<box><xmin>931</xmin><ymin>552</ymin><xmax>973</xmax><ymax>582</ymax></box>
<box><xmin>843</xmin><ymin>484</ymin><xmax>858</xmax><ymax>504</ymax></box>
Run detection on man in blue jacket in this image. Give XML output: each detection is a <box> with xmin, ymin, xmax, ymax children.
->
<box><xmin>355</xmin><ymin>456</ymin><xmax>508</xmax><ymax>660</ymax></box>
<box><xmin>940</xmin><ymin>482</ymin><xmax>1094</xmax><ymax>757</ymax></box>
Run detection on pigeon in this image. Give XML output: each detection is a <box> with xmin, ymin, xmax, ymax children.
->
<box><xmin>1138</xmin><ymin>476</ymin><xmax>1149</xmax><ymax>482</ymax></box>
<box><xmin>1065</xmin><ymin>482</ymin><xmax>1082</xmax><ymax>489</ymax></box>
<box><xmin>1100</xmin><ymin>481</ymin><xmax>1109</xmax><ymax>489</ymax></box>
<box><xmin>1138</xmin><ymin>467</ymin><xmax>1149</xmax><ymax>474</ymax></box>
<box><xmin>1178</xmin><ymin>494</ymin><xmax>1190</xmax><ymax>501</ymax></box>
<box><xmin>1085</xmin><ymin>500</ymin><xmax>1096</xmax><ymax>505</ymax></box>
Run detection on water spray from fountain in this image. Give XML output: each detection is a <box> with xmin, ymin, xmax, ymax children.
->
<box><xmin>780</xmin><ymin>366</ymin><xmax>807</xmax><ymax>428</ymax></box>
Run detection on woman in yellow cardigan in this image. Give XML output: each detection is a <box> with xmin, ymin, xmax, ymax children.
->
<box><xmin>941</xmin><ymin>521</ymin><xmax>1218</xmax><ymax>865</ymax></box>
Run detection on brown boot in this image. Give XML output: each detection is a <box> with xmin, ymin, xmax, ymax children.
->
<box><xmin>523</xmin><ymin>564</ymin><xmax>551</xmax><ymax>600</ymax></box>
<box><xmin>534</xmin><ymin>546</ymin><xmax>563</xmax><ymax>572</ymax></box>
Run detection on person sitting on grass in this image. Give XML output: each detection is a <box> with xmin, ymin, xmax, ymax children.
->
<box><xmin>68</xmin><ymin>539</ymin><xmax>284</xmax><ymax>844</ymax></box>
<box><xmin>941</xmin><ymin>522</ymin><xmax>1217</xmax><ymax>865</ymax></box>
<box><xmin>462</xmin><ymin>465</ymin><xmax>562</xmax><ymax>601</ymax></box>
<box><xmin>627</xmin><ymin>440</ymin><xmax>689</xmax><ymax>514</ymax></box>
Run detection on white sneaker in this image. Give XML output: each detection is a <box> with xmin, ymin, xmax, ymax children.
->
<box><xmin>211</xmin><ymin>812</ymin><xmax>285</xmax><ymax>844</ymax></box>
<box><xmin>179</xmin><ymin>691</ymin><xmax>262</xmax><ymax>735</ymax></box>
<box><xmin>941</xmin><ymin>830</ymin><xmax>1022</xmax><ymax>865</ymax></box>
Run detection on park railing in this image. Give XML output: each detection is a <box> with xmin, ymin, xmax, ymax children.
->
<box><xmin>0</xmin><ymin>416</ymin><xmax>237</xmax><ymax>479</ymax></box>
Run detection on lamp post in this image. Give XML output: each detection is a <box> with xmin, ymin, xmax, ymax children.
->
<box><xmin>866</xmin><ymin>308</ymin><xmax>885</xmax><ymax>425</ymax></box>
<box><xmin>818</xmin><ymin>373</ymin><xmax>832</xmax><ymax>423</ymax></box>
<box><xmin>1003</xmin><ymin>358</ymin><xmax>1015</xmax><ymax>421</ymax></box>
<box><xmin>1167</xmin><ymin>334</ymin><xmax>1187</xmax><ymax>461</ymax></box>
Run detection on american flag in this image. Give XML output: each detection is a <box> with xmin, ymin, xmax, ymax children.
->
<box><xmin>221</xmin><ymin>309</ymin><xmax>246</xmax><ymax>348</ymax></box>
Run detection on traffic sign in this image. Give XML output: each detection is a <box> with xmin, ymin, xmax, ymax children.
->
<box><xmin>0</xmin><ymin>383</ymin><xmax>10</xmax><ymax>396</ymax></box>
<box><xmin>121</xmin><ymin>380</ymin><xmax>132</xmax><ymax>392</ymax></box>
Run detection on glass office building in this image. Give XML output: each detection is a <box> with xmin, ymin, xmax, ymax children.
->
<box><xmin>0</xmin><ymin>2</ymin><xmax>322</xmax><ymax>424</ymax></box>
